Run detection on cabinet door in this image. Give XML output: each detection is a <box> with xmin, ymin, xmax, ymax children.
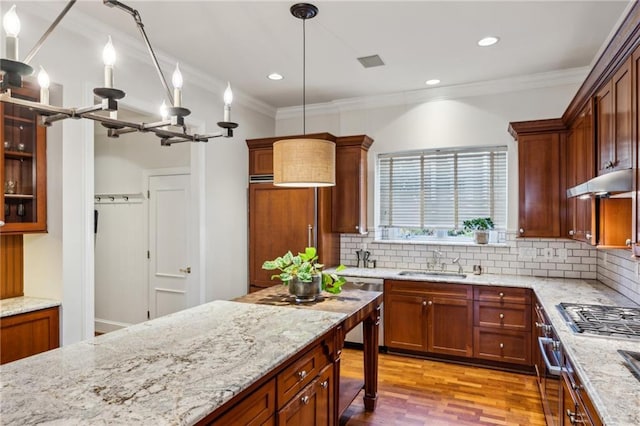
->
<box><xmin>211</xmin><ymin>379</ymin><xmax>275</xmax><ymax>426</ymax></box>
<box><xmin>518</xmin><ymin>132</ymin><xmax>563</xmax><ymax>237</ymax></box>
<box><xmin>248</xmin><ymin>184</ymin><xmax>315</xmax><ymax>288</ymax></box>
<box><xmin>426</xmin><ymin>295</ymin><xmax>473</xmax><ymax>357</ymax></box>
<box><xmin>1</xmin><ymin>83</ymin><xmax>47</xmax><ymax>234</ymax></box>
<box><xmin>0</xmin><ymin>307</ymin><xmax>59</xmax><ymax>364</ymax></box>
<box><xmin>332</xmin><ymin>145</ymin><xmax>367</xmax><ymax>234</ymax></box>
<box><xmin>384</xmin><ymin>292</ymin><xmax>426</xmax><ymax>351</ymax></box>
<box><xmin>612</xmin><ymin>59</ymin><xmax>633</xmax><ymax>171</ymax></box>
<box><xmin>596</xmin><ymin>82</ymin><xmax>614</xmax><ymax>175</ymax></box>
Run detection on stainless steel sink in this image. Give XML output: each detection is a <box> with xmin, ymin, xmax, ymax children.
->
<box><xmin>398</xmin><ymin>270</ymin><xmax>467</xmax><ymax>279</ymax></box>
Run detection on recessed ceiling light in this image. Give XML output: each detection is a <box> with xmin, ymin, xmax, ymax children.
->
<box><xmin>478</xmin><ymin>36</ymin><xmax>499</xmax><ymax>47</ymax></box>
<box><xmin>268</xmin><ymin>73</ymin><xmax>284</xmax><ymax>81</ymax></box>
<box><xmin>425</xmin><ymin>79</ymin><xmax>440</xmax><ymax>86</ymax></box>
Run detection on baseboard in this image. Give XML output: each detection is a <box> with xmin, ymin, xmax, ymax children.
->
<box><xmin>94</xmin><ymin>318</ymin><xmax>131</xmax><ymax>334</ymax></box>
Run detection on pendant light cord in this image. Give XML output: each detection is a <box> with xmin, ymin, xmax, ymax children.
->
<box><xmin>302</xmin><ymin>16</ymin><xmax>306</xmax><ymax>135</ymax></box>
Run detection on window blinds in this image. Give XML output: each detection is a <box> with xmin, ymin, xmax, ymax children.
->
<box><xmin>379</xmin><ymin>147</ymin><xmax>507</xmax><ymax>229</ymax></box>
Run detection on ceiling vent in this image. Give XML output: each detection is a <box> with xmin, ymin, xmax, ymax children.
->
<box><xmin>357</xmin><ymin>54</ymin><xmax>385</xmax><ymax>68</ymax></box>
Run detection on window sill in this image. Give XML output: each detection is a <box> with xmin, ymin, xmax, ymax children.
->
<box><xmin>373</xmin><ymin>239</ymin><xmax>510</xmax><ymax>248</ymax></box>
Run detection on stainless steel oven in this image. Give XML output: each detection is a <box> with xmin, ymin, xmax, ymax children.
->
<box><xmin>535</xmin><ymin>301</ymin><xmax>563</xmax><ymax>426</ymax></box>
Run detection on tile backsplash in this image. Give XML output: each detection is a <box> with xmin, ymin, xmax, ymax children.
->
<box><xmin>340</xmin><ymin>231</ymin><xmax>640</xmax><ymax>304</ymax></box>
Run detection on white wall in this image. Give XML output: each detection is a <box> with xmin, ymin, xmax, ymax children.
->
<box><xmin>14</xmin><ymin>4</ymin><xmax>275</xmax><ymax>344</ymax></box>
<box><xmin>276</xmin><ymin>75</ymin><xmax>582</xmax><ymax>232</ymax></box>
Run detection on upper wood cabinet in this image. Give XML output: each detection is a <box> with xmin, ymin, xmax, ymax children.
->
<box><xmin>331</xmin><ymin>135</ymin><xmax>373</xmax><ymax>234</ymax></box>
<box><xmin>509</xmin><ymin>120</ymin><xmax>566</xmax><ymax>238</ymax></box>
<box><xmin>566</xmin><ymin>103</ymin><xmax>596</xmax><ymax>244</ymax></box>
<box><xmin>0</xmin><ymin>82</ymin><xmax>47</xmax><ymax>234</ymax></box>
<box><xmin>596</xmin><ymin>57</ymin><xmax>633</xmax><ymax>175</ymax></box>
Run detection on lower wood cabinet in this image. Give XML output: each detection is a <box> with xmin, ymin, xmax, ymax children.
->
<box><xmin>562</xmin><ymin>354</ymin><xmax>603</xmax><ymax>426</ymax></box>
<box><xmin>384</xmin><ymin>280</ymin><xmax>473</xmax><ymax>358</ymax></box>
<box><xmin>0</xmin><ymin>306</ymin><xmax>59</xmax><ymax>364</ymax></box>
<box><xmin>204</xmin><ymin>332</ymin><xmax>335</xmax><ymax>426</ymax></box>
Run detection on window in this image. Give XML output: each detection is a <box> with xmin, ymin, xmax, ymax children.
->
<box><xmin>378</xmin><ymin>146</ymin><xmax>507</xmax><ymax>242</ymax></box>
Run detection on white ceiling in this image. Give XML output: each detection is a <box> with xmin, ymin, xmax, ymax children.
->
<box><xmin>33</xmin><ymin>1</ymin><xmax>634</xmax><ymax>109</ymax></box>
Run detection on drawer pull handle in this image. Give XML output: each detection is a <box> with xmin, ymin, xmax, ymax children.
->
<box><xmin>301</xmin><ymin>395</ymin><xmax>310</xmax><ymax>405</ymax></box>
<box><xmin>320</xmin><ymin>380</ymin><xmax>328</xmax><ymax>389</ymax></box>
<box><xmin>566</xmin><ymin>409</ymin><xmax>581</xmax><ymax>424</ymax></box>
<box><xmin>499</xmin><ymin>343</ymin><xmax>504</xmax><ymax>349</ymax></box>
<box><xmin>297</xmin><ymin>370</ymin><xmax>307</xmax><ymax>380</ymax></box>
<box><xmin>499</xmin><ymin>313</ymin><xmax>504</xmax><ymax>319</ymax></box>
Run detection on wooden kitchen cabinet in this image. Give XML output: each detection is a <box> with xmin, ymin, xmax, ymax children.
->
<box><xmin>0</xmin><ymin>306</ymin><xmax>59</xmax><ymax>364</ymax></box>
<box><xmin>596</xmin><ymin>57</ymin><xmax>633</xmax><ymax>176</ymax></box>
<box><xmin>278</xmin><ymin>364</ymin><xmax>334</xmax><ymax>426</ymax></box>
<box><xmin>566</xmin><ymin>103</ymin><xmax>596</xmax><ymax>244</ymax></box>
<box><xmin>331</xmin><ymin>135</ymin><xmax>373</xmax><ymax>234</ymax></box>
<box><xmin>211</xmin><ymin>379</ymin><xmax>275</xmax><ymax>425</ymax></box>
<box><xmin>384</xmin><ymin>280</ymin><xmax>473</xmax><ymax>358</ymax></box>
<box><xmin>473</xmin><ymin>286</ymin><xmax>532</xmax><ymax>366</ymax></box>
<box><xmin>0</xmin><ymin>81</ymin><xmax>47</xmax><ymax>234</ymax></box>
<box><xmin>509</xmin><ymin>119</ymin><xmax>567</xmax><ymax>238</ymax></box>
<box><xmin>562</xmin><ymin>355</ymin><xmax>603</xmax><ymax>426</ymax></box>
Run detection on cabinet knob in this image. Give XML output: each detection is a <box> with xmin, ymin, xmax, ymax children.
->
<box><xmin>519</xmin><ymin>228</ymin><xmax>524</xmax><ymax>234</ymax></box>
<box><xmin>566</xmin><ymin>409</ymin><xmax>580</xmax><ymax>424</ymax></box>
<box><xmin>297</xmin><ymin>370</ymin><xmax>307</xmax><ymax>380</ymax></box>
<box><xmin>499</xmin><ymin>313</ymin><xmax>504</xmax><ymax>319</ymax></box>
<box><xmin>301</xmin><ymin>395</ymin><xmax>310</xmax><ymax>405</ymax></box>
<box><xmin>320</xmin><ymin>380</ymin><xmax>328</xmax><ymax>389</ymax></box>
<box><xmin>499</xmin><ymin>343</ymin><xmax>504</xmax><ymax>349</ymax></box>
<box><xmin>499</xmin><ymin>292</ymin><xmax>504</xmax><ymax>298</ymax></box>
<box><xmin>428</xmin><ymin>300</ymin><xmax>433</xmax><ymax>306</ymax></box>
<box><xmin>585</xmin><ymin>233</ymin><xmax>592</xmax><ymax>240</ymax></box>
<box><xmin>422</xmin><ymin>300</ymin><xmax>427</xmax><ymax>306</ymax></box>
<box><xmin>569</xmin><ymin>230</ymin><xmax>575</xmax><ymax>236</ymax></box>
<box><xmin>626</xmin><ymin>239</ymin><xmax>632</xmax><ymax>247</ymax></box>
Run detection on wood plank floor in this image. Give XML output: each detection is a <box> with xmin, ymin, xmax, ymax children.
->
<box><xmin>339</xmin><ymin>348</ymin><xmax>545</xmax><ymax>426</ymax></box>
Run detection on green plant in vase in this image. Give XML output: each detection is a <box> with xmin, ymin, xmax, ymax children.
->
<box><xmin>462</xmin><ymin>217</ymin><xmax>494</xmax><ymax>244</ymax></box>
<box><xmin>262</xmin><ymin>247</ymin><xmax>346</xmax><ymax>302</ymax></box>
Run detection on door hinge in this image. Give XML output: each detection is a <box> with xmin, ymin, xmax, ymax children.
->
<box><xmin>147</xmin><ymin>250</ymin><xmax>150</xmax><ymax>259</ymax></box>
<box><xmin>147</xmin><ymin>310</ymin><xmax>150</xmax><ymax>320</ymax></box>
<box><xmin>147</xmin><ymin>189</ymin><xmax>150</xmax><ymax>199</ymax></box>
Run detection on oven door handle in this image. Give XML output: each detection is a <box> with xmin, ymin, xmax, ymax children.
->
<box><xmin>538</xmin><ymin>336</ymin><xmax>563</xmax><ymax>376</ymax></box>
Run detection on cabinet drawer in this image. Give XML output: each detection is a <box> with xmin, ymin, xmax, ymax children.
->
<box><xmin>473</xmin><ymin>328</ymin><xmax>532</xmax><ymax>365</ymax></box>
<box><xmin>386</xmin><ymin>280</ymin><xmax>472</xmax><ymax>299</ymax></box>
<box><xmin>474</xmin><ymin>301</ymin><xmax>531</xmax><ymax>331</ymax></box>
<box><xmin>277</xmin><ymin>346</ymin><xmax>327</xmax><ymax>409</ymax></box>
<box><xmin>211</xmin><ymin>379</ymin><xmax>275</xmax><ymax>425</ymax></box>
<box><xmin>474</xmin><ymin>286</ymin><xmax>531</xmax><ymax>304</ymax></box>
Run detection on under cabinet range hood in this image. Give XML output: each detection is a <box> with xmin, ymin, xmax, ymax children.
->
<box><xmin>566</xmin><ymin>169</ymin><xmax>634</xmax><ymax>198</ymax></box>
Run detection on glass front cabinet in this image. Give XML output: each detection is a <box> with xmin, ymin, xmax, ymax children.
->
<box><xmin>0</xmin><ymin>82</ymin><xmax>47</xmax><ymax>234</ymax></box>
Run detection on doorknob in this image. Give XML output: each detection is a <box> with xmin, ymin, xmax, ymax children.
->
<box><xmin>179</xmin><ymin>266</ymin><xmax>191</xmax><ymax>274</ymax></box>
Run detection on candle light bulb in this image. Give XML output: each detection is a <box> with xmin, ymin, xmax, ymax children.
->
<box><xmin>37</xmin><ymin>66</ymin><xmax>50</xmax><ymax>89</ymax></box>
<box><xmin>160</xmin><ymin>100</ymin><xmax>168</xmax><ymax>120</ymax></box>
<box><xmin>223</xmin><ymin>82</ymin><xmax>233</xmax><ymax>106</ymax></box>
<box><xmin>172</xmin><ymin>63</ymin><xmax>183</xmax><ymax>89</ymax></box>
<box><xmin>3</xmin><ymin>5</ymin><xmax>20</xmax><ymax>37</ymax></box>
<box><xmin>102</xmin><ymin>36</ymin><xmax>116</xmax><ymax>67</ymax></box>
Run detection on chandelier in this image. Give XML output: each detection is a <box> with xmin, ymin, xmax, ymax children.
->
<box><xmin>0</xmin><ymin>0</ymin><xmax>238</xmax><ymax>146</ymax></box>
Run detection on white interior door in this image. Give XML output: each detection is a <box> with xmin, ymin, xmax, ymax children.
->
<box><xmin>148</xmin><ymin>174</ymin><xmax>191</xmax><ymax>319</ymax></box>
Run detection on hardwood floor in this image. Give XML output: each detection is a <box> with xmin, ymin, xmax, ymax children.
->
<box><xmin>339</xmin><ymin>348</ymin><xmax>545</xmax><ymax>426</ymax></box>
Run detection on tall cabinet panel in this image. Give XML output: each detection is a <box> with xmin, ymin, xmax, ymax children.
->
<box><xmin>0</xmin><ymin>82</ymin><xmax>47</xmax><ymax>234</ymax></box>
<box><xmin>246</xmin><ymin>134</ymin><xmax>340</xmax><ymax>292</ymax></box>
<box><xmin>510</xmin><ymin>120</ymin><xmax>567</xmax><ymax>238</ymax></box>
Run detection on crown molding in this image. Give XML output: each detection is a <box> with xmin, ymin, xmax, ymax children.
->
<box><xmin>18</xmin><ymin>3</ymin><xmax>277</xmax><ymax>119</ymax></box>
<box><xmin>276</xmin><ymin>67</ymin><xmax>589</xmax><ymax>121</ymax></box>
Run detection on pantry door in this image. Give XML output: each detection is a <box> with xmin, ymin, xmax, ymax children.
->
<box><xmin>148</xmin><ymin>173</ymin><xmax>191</xmax><ymax>319</ymax></box>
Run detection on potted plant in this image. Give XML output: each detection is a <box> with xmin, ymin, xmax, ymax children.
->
<box><xmin>262</xmin><ymin>247</ymin><xmax>346</xmax><ymax>302</ymax></box>
<box><xmin>463</xmin><ymin>217</ymin><xmax>494</xmax><ymax>244</ymax></box>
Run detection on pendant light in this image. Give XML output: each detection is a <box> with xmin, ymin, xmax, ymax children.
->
<box><xmin>273</xmin><ymin>3</ymin><xmax>336</xmax><ymax>187</ymax></box>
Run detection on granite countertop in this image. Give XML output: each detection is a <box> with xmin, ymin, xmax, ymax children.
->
<box><xmin>0</xmin><ymin>300</ymin><xmax>346</xmax><ymax>425</ymax></box>
<box><xmin>336</xmin><ymin>267</ymin><xmax>640</xmax><ymax>426</ymax></box>
<box><xmin>0</xmin><ymin>296</ymin><xmax>61</xmax><ymax>318</ymax></box>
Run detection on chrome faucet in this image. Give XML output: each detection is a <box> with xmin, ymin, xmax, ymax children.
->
<box><xmin>452</xmin><ymin>257</ymin><xmax>463</xmax><ymax>274</ymax></box>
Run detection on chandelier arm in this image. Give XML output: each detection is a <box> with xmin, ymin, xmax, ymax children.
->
<box><xmin>103</xmin><ymin>0</ymin><xmax>174</xmax><ymax>105</ymax></box>
<box><xmin>23</xmin><ymin>0</ymin><xmax>78</xmax><ymax>65</ymax></box>
<box><xmin>0</xmin><ymin>91</ymin><xmax>73</xmax><ymax>116</ymax></box>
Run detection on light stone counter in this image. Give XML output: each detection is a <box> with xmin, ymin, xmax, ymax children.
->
<box><xmin>336</xmin><ymin>267</ymin><xmax>640</xmax><ymax>426</ymax></box>
<box><xmin>0</xmin><ymin>296</ymin><xmax>61</xmax><ymax>317</ymax></box>
<box><xmin>0</xmin><ymin>300</ymin><xmax>346</xmax><ymax>425</ymax></box>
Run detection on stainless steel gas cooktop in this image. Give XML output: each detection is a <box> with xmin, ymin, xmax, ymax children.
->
<box><xmin>557</xmin><ymin>302</ymin><xmax>640</xmax><ymax>340</ymax></box>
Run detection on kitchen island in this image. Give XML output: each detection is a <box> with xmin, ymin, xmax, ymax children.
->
<box><xmin>0</xmin><ymin>286</ymin><xmax>382</xmax><ymax>425</ymax></box>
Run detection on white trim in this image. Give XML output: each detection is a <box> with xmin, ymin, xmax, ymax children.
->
<box><xmin>94</xmin><ymin>318</ymin><xmax>131</xmax><ymax>334</ymax></box>
<box><xmin>276</xmin><ymin>67</ymin><xmax>589</xmax><ymax>119</ymax></box>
